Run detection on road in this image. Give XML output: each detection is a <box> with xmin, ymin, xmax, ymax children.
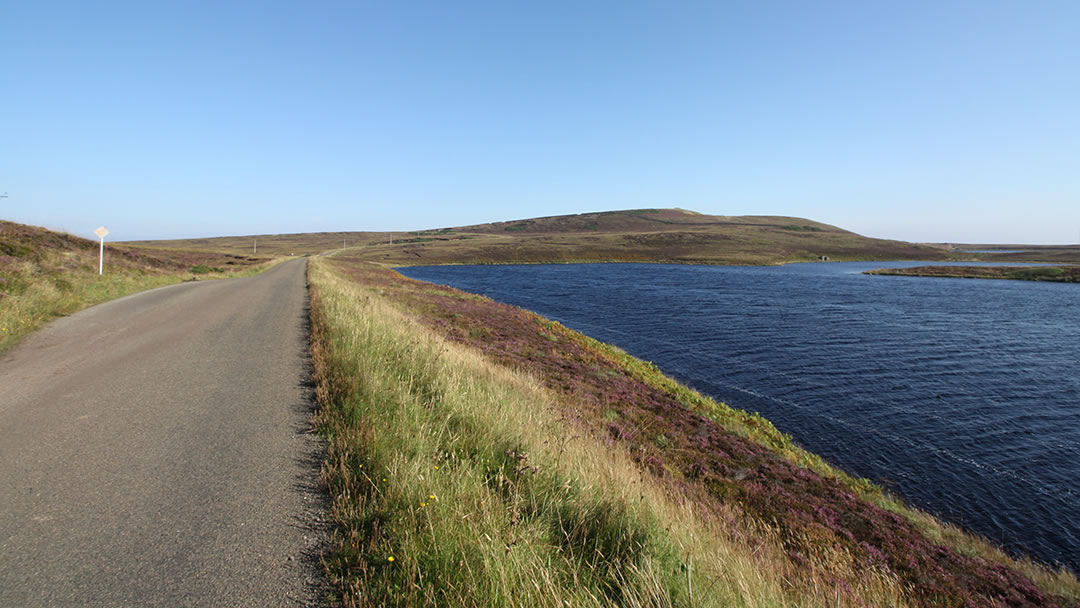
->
<box><xmin>0</xmin><ymin>259</ymin><xmax>327</xmax><ymax>606</ymax></box>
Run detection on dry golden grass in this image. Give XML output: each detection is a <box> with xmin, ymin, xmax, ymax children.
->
<box><xmin>311</xmin><ymin>257</ymin><xmax>1079</xmax><ymax>607</ymax></box>
<box><xmin>0</xmin><ymin>220</ymin><xmax>276</xmax><ymax>351</ymax></box>
<box><xmin>575</xmin><ymin>329</ymin><xmax>1079</xmax><ymax>604</ymax></box>
<box><xmin>309</xmin><ymin>257</ymin><xmax>917</xmax><ymax>607</ymax></box>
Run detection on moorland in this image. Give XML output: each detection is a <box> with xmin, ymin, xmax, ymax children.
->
<box><xmin>309</xmin><ymin>256</ymin><xmax>1079</xmax><ymax>607</ymax></box>
<box><xmin>126</xmin><ymin>208</ymin><xmax>1080</xmax><ymax>268</ymax></box>
<box><xmin>867</xmin><ymin>264</ymin><xmax>1080</xmax><ymax>282</ymax></box>
<box><xmin>126</xmin><ymin>208</ymin><xmax>950</xmax><ymax>266</ymax></box>
<box><xmin>5</xmin><ymin>211</ymin><xmax>1079</xmax><ymax>606</ymax></box>
<box><xmin>0</xmin><ymin>220</ymin><xmax>273</xmax><ymax>351</ymax></box>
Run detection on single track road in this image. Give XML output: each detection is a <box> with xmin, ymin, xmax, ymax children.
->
<box><xmin>0</xmin><ymin>259</ymin><xmax>327</xmax><ymax>606</ymax></box>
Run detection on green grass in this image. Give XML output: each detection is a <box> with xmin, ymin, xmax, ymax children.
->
<box><xmin>310</xmin><ymin>258</ymin><xmax>920</xmax><ymax>607</ymax></box>
<box><xmin>311</xmin><ymin>258</ymin><xmax>1080</xmax><ymax>607</ymax></box>
<box><xmin>190</xmin><ymin>264</ymin><xmax>227</xmax><ymax>274</ymax></box>
<box><xmin>1010</xmin><ymin>266</ymin><xmax>1067</xmax><ymax>280</ymax></box>
<box><xmin>571</xmin><ymin>322</ymin><xmax>1080</xmax><ymax>603</ymax></box>
<box><xmin>0</xmin><ymin>220</ymin><xmax>275</xmax><ymax>352</ymax></box>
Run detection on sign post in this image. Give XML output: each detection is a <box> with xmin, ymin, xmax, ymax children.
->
<box><xmin>94</xmin><ymin>226</ymin><xmax>109</xmax><ymax>275</ymax></box>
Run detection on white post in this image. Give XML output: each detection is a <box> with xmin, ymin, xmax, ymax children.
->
<box><xmin>254</xmin><ymin>238</ymin><xmax>257</xmax><ymax>254</ymax></box>
<box><xmin>94</xmin><ymin>226</ymin><xmax>109</xmax><ymax>275</ymax></box>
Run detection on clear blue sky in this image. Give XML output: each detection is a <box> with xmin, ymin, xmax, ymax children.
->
<box><xmin>3</xmin><ymin>1</ymin><xmax>1078</xmax><ymax>243</ymax></box>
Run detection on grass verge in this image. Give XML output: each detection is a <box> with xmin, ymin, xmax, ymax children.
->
<box><xmin>312</xmin><ymin>258</ymin><xmax>1078</xmax><ymax>607</ymax></box>
<box><xmin>309</xmin><ymin>257</ymin><xmax>920</xmax><ymax>607</ymax></box>
<box><xmin>310</xmin><ymin>257</ymin><xmax>1079</xmax><ymax>607</ymax></box>
<box><xmin>0</xmin><ymin>220</ymin><xmax>276</xmax><ymax>352</ymax></box>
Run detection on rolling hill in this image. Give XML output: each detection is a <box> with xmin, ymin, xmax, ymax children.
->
<box><xmin>126</xmin><ymin>208</ymin><xmax>948</xmax><ymax>266</ymax></box>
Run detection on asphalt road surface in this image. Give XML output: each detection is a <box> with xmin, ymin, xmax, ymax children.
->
<box><xmin>0</xmin><ymin>259</ymin><xmax>327</xmax><ymax>606</ymax></box>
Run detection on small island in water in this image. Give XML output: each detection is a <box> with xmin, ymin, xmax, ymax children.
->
<box><xmin>866</xmin><ymin>265</ymin><xmax>1080</xmax><ymax>283</ymax></box>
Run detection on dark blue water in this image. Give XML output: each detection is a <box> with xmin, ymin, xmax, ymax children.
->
<box><xmin>399</xmin><ymin>262</ymin><xmax>1080</xmax><ymax>571</ymax></box>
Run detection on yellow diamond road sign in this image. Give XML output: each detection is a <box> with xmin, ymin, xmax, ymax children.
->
<box><xmin>95</xmin><ymin>226</ymin><xmax>109</xmax><ymax>239</ymax></box>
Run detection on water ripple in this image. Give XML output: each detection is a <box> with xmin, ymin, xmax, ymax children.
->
<box><xmin>401</xmin><ymin>262</ymin><xmax>1080</xmax><ymax>571</ymax></box>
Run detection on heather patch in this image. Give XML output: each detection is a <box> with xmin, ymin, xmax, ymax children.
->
<box><xmin>310</xmin><ymin>258</ymin><xmax>914</xmax><ymax>607</ymax></box>
<box><xmin>327</xmin><ymin>259</ymin><xmax>1076</xmax><ymax>608</ymax></box>
<box><xmin>867</xmin><ymin>265</ymin><xmax>1080</xmax><ymax>283</ymax></box>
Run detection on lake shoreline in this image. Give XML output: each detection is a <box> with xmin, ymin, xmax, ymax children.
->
<box><xmin>400</xmin><ymin>261</ymin><xmax>1080</xmax><ymax>578</ymax></box>
<box><xmin>866</xmin><ymin>265</ymin><xmax>1080</xmax><ymax>283</ymax></box>
<box><xmin>318</xmin><ymin>258</ymin><xmax>1080</xmax><ymax>606</ymax></box>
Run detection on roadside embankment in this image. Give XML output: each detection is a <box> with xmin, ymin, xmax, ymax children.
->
<box><xmin>0</xmin><ymin>220</ymin><xmax>276</xmax><ymax>352</ymax></box>
<box><xmin>308</xmin><ymin>257</ymin><xmax>1079</xmax><ymax>608</ymax></box>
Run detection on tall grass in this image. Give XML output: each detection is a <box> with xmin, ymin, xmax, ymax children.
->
<box><xmin>567</xmin><ymin>325</ymin><xmax>1080</xmax><ymax>604</ymax></box>
<box><xmin>309</xmin><ymin>258</ymin><xmax>914</xmax><ymax>607</ymax></box>
<box><xmin>0</xmin><ymin>259</ymin><xmax>274</xmax><ymax>351</ymax></box>
<box><xmin>4</xmin><ymin>259</ymin><xmax>173</xmax><ymax>344</ymax></box>
<box><xmin>0</xmin><ymin>221</ymin><xmax>274</xmax><ymax>351</ymax></box>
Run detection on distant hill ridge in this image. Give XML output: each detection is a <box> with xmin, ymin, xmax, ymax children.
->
<box><xmin>458</xmin><ymin>208</ymin><xmax>848</xmax><ymax>235</ymax></box>
<box><xmin>124</xmin><ymin>207</ymin><xmax>946</xmax><ymax>266</ymax></box>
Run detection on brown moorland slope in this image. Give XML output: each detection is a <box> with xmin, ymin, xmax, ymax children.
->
<box><xmin>0</xmin><ymin>220</ymin><xmax>270</xmax><ymax>350</ymax></box>
<box><xmin>125</xmin><ymin>208</ymin><xmax>948</xmax><ymax>266</ymax></box>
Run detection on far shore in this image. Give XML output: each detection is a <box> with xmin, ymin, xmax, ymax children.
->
<box><xmin>865</xmin><ymin>264</ymin><xmax>1079</xmax><ymax>283</ymax></box>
